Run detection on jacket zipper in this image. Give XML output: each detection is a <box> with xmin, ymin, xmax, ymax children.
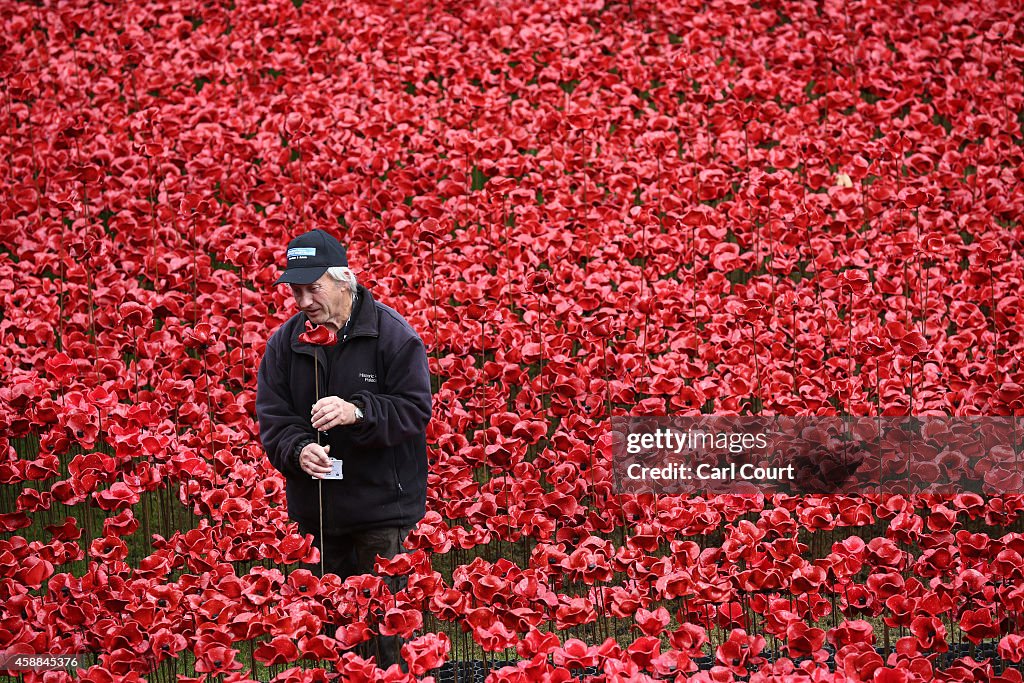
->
<box><xmin>295</xmin><ymin>347</ymin><xmax>329</xmax><ymax>397</ymax></box>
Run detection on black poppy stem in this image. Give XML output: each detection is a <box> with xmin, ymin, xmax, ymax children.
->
<box><xmin>84</xmin><ymin>255</ymin><xmax>97</xmax><ymax>342</ymax></box>
<box><xmin>691</xmin><ymin>219</ymin><xmax>698</xmax><ymax>327</ymax></box>
<box><xmin>58</xmin><ymin>221</ymin><xmax>66</xmax><ymax>356</ymax></box>
<box><xmin>990</xmin><ymin>263</ymin><xmax>999</xmax><ymax>377</ymax></box>
<box><xmin>202</xmin><ymin>350</ymin><xmax>215</xmax><ymax>488</ymax></box>
<box><xmin>296</xmin><ymin>137</ymin><xmax>307</xmax><ymax>222</ymax></box>
<box><xmin>429</xmin><ymin>244</ymin><xmax>438</xmax><ymax>353</ymax></box>
<box><xmin>190</xmin><ymin>213</ymin><xmax>199</xmax><ymax>327</ymax></box>
<box><xmin>875</xmin><ymin>355</ymin><xmax>881</xmax><ymax>414</ymax></box>
<box><xmin>315</xmin><ymin>358</ymin><xmax>325</xmax><ymax>578</ymax></box>
<box><xmin>535</xmin><ymin>291</ymin><xmax>547</xmax><ymax>412</ymax></box>
<box><xmin>749</xmin><ymin>321</ymin><xmax>762</xmax><ymax>414</ymax></box>
<box><xmin>480</xmin><ymin>318</ymin><xmax>491</xmax><ymax>489</ymax></box>
<box><xmin>603</xmin><ymin>333</ymin><xmax>613</xmax><ymax>422</ymax></box>
<box><xmin>848</xmin><ymin>287</ymin><xmax>854</xmax><ymax>411</ymax></box>
<box><xmin>143</xmin><ymin>139</ymin><xmax>158</xmax><ymax>283</ymax></box>
<box><xmin>502</xmin><ymin>196</ymin><xmax>511</xmax><ymax>311</ymax></box>
<box><xmin>314</xmin><ymin>360</ymin><xmax>319</xmax><ymax>438</ymax></box>
<box><xmin>141</xmin><ymin>488</ymin><xmax>151</xmax><ymax>562</ymax></box>
<box><xmin>133</xmin><ymin>330</ymin><xmax>140</xmax><ymax>403</ymax></box>
<box><xmin>238</xmin><ymin>273</ymin><xmax>245</xmax><ymax>387</ymax></box>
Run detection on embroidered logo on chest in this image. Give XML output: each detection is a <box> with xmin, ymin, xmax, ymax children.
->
<box><xmin>359</xmin><ymin>372</ymin><xmax>377</xmax><ymax>383</ymax></box>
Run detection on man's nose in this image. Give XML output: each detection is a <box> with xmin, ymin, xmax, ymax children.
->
<box><xmin>294</xmin><ymin>290</ymin><xmax>310</xmax><ymax>307</ymax></box>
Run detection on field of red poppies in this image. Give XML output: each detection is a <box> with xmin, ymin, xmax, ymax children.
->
<box><xmin>2</xmin><ymin>0</ymin><xmax>1024</xmax><ymax>680</ymax></box>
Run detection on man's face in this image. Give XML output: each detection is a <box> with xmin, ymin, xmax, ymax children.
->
<box><xmin>289</xmin><ymin>273</ymin><xmax>351</xmax><ymax>330</ymax></box>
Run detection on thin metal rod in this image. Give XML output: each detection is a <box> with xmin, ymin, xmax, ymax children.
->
<box><xmin>315</xmin><ymin>357</ymin><xmax>325</xmax><ymax>576</ymax></box>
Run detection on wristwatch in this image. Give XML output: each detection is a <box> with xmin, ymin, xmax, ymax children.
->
<box><xmin>352</xmin><ymin>400</ymin><xmax>365</xmax><ymax>423</ymax></box>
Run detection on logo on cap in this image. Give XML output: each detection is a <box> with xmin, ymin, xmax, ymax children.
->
<box><xmin>287</xmin><ymin>247</ymin><xmax>317</xmax><ymax>260</ymax></box>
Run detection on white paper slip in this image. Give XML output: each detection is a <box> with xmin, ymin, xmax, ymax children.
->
<box><xmin>323</xmin><ymin>458</ymin><xmax>344</xmax><ymax>480</ymax></box>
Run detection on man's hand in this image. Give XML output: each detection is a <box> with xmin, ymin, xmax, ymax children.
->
<box><xmin>311</xmin><ymin>396</ymin><xmax>359</xmax><ymax>431</ymax></box>
<box><xmin>299</xmin><ymin>442</ymin><xmax>332</xmax><ymax>479</ymax></box>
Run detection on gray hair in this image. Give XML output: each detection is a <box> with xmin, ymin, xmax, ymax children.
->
<box><xmin>326</xmin><ymin>266</ymin><xmax>357</xmax><ymax>296</ymax></box>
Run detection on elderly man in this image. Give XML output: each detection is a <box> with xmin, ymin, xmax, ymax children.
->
<box><xmin>255</xmin><ymin>228</ymin><xmax>431</xmax><ymax>669</ymax></box>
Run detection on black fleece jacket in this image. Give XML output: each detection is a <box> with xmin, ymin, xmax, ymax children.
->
<box><xmin>255</xmin><ymin>284</ymin><xmax>431</xmax><ymax>534</ymax></box>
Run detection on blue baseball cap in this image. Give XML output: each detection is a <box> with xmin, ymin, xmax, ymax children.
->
<box><xmin>274</xmin><ymin>229</ymin><xmax>348</xmax><ymax>285</ymax></box>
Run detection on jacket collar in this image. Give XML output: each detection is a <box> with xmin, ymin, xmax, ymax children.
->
<box><xmin>289</xmin><ymin>284</ymin><xmax>378</xmax><ymax>354</ymax></box>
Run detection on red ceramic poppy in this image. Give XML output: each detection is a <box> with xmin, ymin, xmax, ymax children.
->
<box><xmin>715</xmin><ymin>629</ymin><xmax>766</xmax><ymax>676</ymax></box>
<box><xmin>960</xmin><ymin>608</ymin><xmax>1000</xmax><ymax>645</ymax></box>
<box><xmin>378</xmin><ymin>607</ymin><xmax>422</xmax><ymax>639</ymax></box>
<box><xmin>298</xmin><ymin>320</ymin><xmax>337</xmax><ymax>346</ymax></box>
<box><xmin>552</xmin><ymin>638</ymin><xmax>598</xmax><ymax>670</ymax></box>
<box><xmin>400</xmin><ymin>632</ymin><xmax>450</xmax><ymax>676</ymax></box>
<box><xmin>999</xmin><ymin>635</ymin><xmax>1024</xmax><ymax>663</ymax></box>
<box><xmin>183</xmin><ymin>323</ymin><xmax>213</xmax><ymax>349</ymax></box>
<box><xmin>785</xmin><ymin>623</ymin><xmax>826</xmax><ymax>660</ymax></box>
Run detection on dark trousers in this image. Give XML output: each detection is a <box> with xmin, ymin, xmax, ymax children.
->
<box><xmin>298</xmin><ymin>521</ymin><xmax>414</xmax><ymax>671</ymax></box>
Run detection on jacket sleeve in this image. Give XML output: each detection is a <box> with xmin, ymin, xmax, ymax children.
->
<box><xmin>256</xmin><ymin>334</ymin><xmax>316</xmax><ymax>478</ymax></box>
<box><xmin>348</xmin><ymin>335</ymin><xmax>432</xmax><ymax>448</ymax></box>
